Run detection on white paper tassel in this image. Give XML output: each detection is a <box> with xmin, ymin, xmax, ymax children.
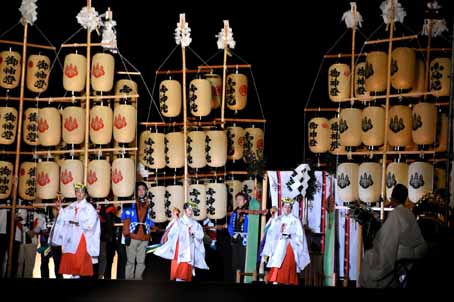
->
<box><xmin>77</xmin><ymin>6</ymin><xmax>102</xmax><ymax>32</ymax></box>
<box><xmin>101</xmin><ymin>15</ymin><xmax>118</xmax><ymax>53</ymax></box>
<box><xmin>216</xmin><ymin>21</ymin><xmax>236</xmax><ymax>49</ymax></box>
<box><xmin>137</xmin><ymin>162</ymin><xmax>150</xmax><ymax>178</ymax></box>
<box><xmin>19</xmin><ymin>0</ymin><xmax>38</xmax><ymax>25</ymax></box>
<box><xmin>421</xmin><ymin>1</ymin><xmax>449</xmax><ymax>37</ymax></box>
<box><xmin>174</xmin><ymin>14</ymin><xmax>192</xmax><ymax>47</ymax></box>
<box><xmin>341</xmin><ymin>2</ymin><xmax>363</xmax><ymax>29</ymax></box>
<box><xmin>380</xmin><ymin>0</ymin><xmax>406</xmax><ymax>25</ymax></box>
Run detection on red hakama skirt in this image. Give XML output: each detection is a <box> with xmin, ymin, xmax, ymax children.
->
<box><xmin>170</xmin><ymin>240</ymin><xmax>192</xmax><ymax>281</ymax></box>
<box><xmin>59</xmin><ymin>234</ymin><xmax>93</xmax><ymax>276</ymax></box>
<box><xmin>267</xmin><ymin>244</ymin><xmax>299</xmax><ymax>285</ymax></box>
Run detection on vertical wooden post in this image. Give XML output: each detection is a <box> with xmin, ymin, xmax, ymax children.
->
<box><xmin>260</xmin><ymin>173</ymin><xmax>268</xmax><ymax>239</ymax></box>
<box><xmin>424</xmin><ymin>20</ymin><xmax>433</xmax><ymax>94</ymax></box>
<box><xmin>83</xmin><ymin>0</ymin><xmax>92</xmax><ymax>185</ymax></box>
<box><xmin>7</xmin><ymin>20</ymin><xmax>28</xmax><ymax>277</ymax></box>
<box><xmin>180</xmin><ymin>14</ymin><xmax>189</xmax><ymax>201</ymax></box>
<box><xmin>220</xmin><ymin>20</ymin><xmax>229</xmax><ymax>128</ymax></box>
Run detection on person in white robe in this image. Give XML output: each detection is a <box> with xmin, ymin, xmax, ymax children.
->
<box><xmin>261</xmin><ymin>198</ymin><xmax>310</xmax><ymax>285</ymax></box>
<box><xmin>154</xmin><ymin>202</ymin><xmax>209</xmax><ymax>281</ymax></box>
<box><xmin>359</xmin><ymin>184</ymin><xmax>427</xmax><ymax>288</ymax></box>
<box><xmin>51</xmin><ymin>182</ymin><xmax>100</xmax><ymax>278</ymax></box>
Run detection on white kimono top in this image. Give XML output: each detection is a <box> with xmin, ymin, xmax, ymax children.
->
<box><xmin>51</xmin><ymin>199</ymin><xmax>100</xmax><ymax>259</ymax></box>
<box><xmin>154</xmin><ymin>215</ymin><xmax>209</xmax><ymax>271</ymax></box>
<box><xmin>261</xmin><ymin>213</ymin><xmax>311</xmax><ymax>272</ymax></box>
<box><xmin>359</xmin><ymin>205</ymin><xmax>427</xmax><ymax>288</ymax></box>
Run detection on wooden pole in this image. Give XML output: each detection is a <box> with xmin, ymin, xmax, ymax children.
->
<box><xmin>180</xmin><ymin>14</ymin><xmax>189</xmax><ymax>201</ymax></box>
<box><xmin>381</xmin><ymin>1</ymin><xmax>395</xmax><ymax>222</ymax></box>
<box><xmin>83</xmin><ymin>0</ymin><xmax>92</xmax><ymax>185</ymax></box>
<box><xmin>424</xmin><ymin>20</ymin><xmax>433</xmax><ymax>95</ymax></box>
<box><xmin>260</xmin><ymin>173</ymin><xmax>268</xmax><ymax>240</ymax></box>
<box><xmin>220</xmin><ymin>20</ymin><xmax>229</xmax><ymax>128</ymax></box>
<box><xmin>7</xmin><ymin>20</ymin><xmax>28</xmax><ymax>277</ymax></box>
<box><xmin>198</xmin><ymin>64</ymin><xmax>251</xmax><ymax>70</ymax></box>
<box><xmin>0</xmin><ymin>39</ymin><xmax>56</xmax><ymax>50</ymax></box>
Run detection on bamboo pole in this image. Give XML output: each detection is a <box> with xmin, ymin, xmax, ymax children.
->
<box><xmin>23</xmin><ymin>94</ymin><xmax>139</xmax><ymax>102</ymax></box>
<box><xmin>330</xmin><ymin>150</ymin><xmax>436</xmax><ymax>156</ymax></box>
<box><xmin>415</xmin><ymin>47</ymin><xmax>453</xmax><ymax>52</ymax></box>
<box><xmin>304</xmin><ymin>101</ymin><xmax>448</xmax><ymax>112</ymax></box>
<box><xmin>7</xmin><ymin>20</ymin><xmax>28</xmax><ymax>277</ymax></box>
<box><xmin>365</xmin><ymin>34</ymin><xmax>418</xmax><ymax>45</ymax></box>
<box><xmin>424</xmin><ymin>20</ymin><xmax>433</xmax><ymax>96</ymax></box>
<box><xmin>323</xmin><ymin>53</ymin><xmax>366</xmax><ymax>59</ymax></box>
<box><xmin>220</xmin><ymin>20</ymin><xmax>229</xmax><ymax>128</ymax></box>
<box><xmin>380</xmin><ymin>2</ymin><xmax>396</xmax><ymax>223</ymax></box>
<box><xmin>117</xmin><ymin>71</ymin><xmax>141</xmax><ymax>75</ymax></box>
<box><xmin>180</xmin><ymin>14</ymin><xmax>189</xmax><ymax>202</ymax></box>
<box><xmin>155</xmin><ymin>69</ymin><xmax>200</xmax><ymax>75</ymax></box>
<box><xmin>60</xmin><ymin>42</ymin><xmax>113</xmax><ymax>48</ymax></box>
<box><xmin>83</xmin><ymin>0</ymin><xmax>92</xmax><ymax>185</ymax></box>
<box><xmin>0</xmin><ymin>39</ymin><xmax>56</xmax><ymax>50</ymax></box>
<box><xmin>198</xmin><ymin>64</ymin><xmax>251</xmax><ymax>70</ymax></box>
<box><xmin>214</xmin><ymin>117</ymin><xmax>267</xmax><ymax>123</ymax></box>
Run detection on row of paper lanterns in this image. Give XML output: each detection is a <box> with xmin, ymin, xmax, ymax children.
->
<box><xmin>328</xmin><ymin>48</ymin><xmax>451</xmax><ymax>102</ymax></box>
<box><xmin>336</xmin><ymin>161</ymin><xmax>446</xmax><ymax>204</ymax></box>
<box><xmin>139</xmin><ymin>126</ymin><xmax>264</xmax><ymax>170</ymax></box>
<box><xmin>0</xmin><ymin>102</ymin><xmax>136</xmax><ymax>146</ymax></box>
<box><xmin>0</xmin><ymin>157</ymin><xmax>135</xmax><ymax>201</ymax></box>
<box><xmin>308</xmin><ymin>103</ymin><xmax>448</xmax><ymax>153</ymax></box>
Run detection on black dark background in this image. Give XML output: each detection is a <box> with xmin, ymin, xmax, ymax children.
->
<box><xmin>1</xmin><ymin>0</ymin><xmax>453</xmax><ymax>170</ymax></box>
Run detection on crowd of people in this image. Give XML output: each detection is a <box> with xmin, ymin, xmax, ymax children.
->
<box><xmin>0</xmin><ymin>180</ymin><xmax>447</xmax><ymax>288</ymax></box>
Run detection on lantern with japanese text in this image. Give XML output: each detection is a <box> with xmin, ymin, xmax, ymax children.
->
<box><xmin>206</xmin><ymin>182</ymin><xmax>227</xmax><ymax>219</ymax></box>
<box><xmin>0</xmin><ymin>50</ymin><xmax>21</xmax><ymax>90</ymax></box>
<box><xmin>206</xmin><ymin>129</ymin><xmax>227</xmax><ymax>168</ymax></box>
<box><xmin>188</xmin><ymin>130</ymin><xmax>207</xmax><ymax>169</ymax></box>
<box><xmin>139</xmin><ymin>129</ymin><xmax>166</xmax><ymax>170</ymax></box>
<box><xmin>391</xmin><ymin>47</ymin><xmax>416</xmax><ymax>90</ymax></box>
<box><xmin>159</xmin><ymin>79</ymin><xmax>181</xmax><ymax>117</ymax></box>
<box><xmin>0</xmin><ymin>106</ymin><xmax>17</xmax><ymax>145</ymax></box>
<box><xmin>328</xmin><ymin>63</ymin><xmax>351</xmax><ymax>102</ymax></box>
<box><xmin>188</xmin><ymin>183</ymin><xmax>207</xmax><ymax>221</ymax></box>
<box><xmin>189</xmin><ymin>79</ymin><xmax>212</xmax><ymax>117</ymax></box>
<box><xmin>19</xmin><ymin>161</ymin><xmax>36</xmax><ymax>201</ymax></box>
<box><xmin>204</xmin><ymin>73</ymin><xmax>222</xmax><ymax>109</ymax></box>
<box><xmin>165</xmin><ymin>131</ymin><xmax>184</xmax><ymax>169</ymax></box>
<box><xmin>0</xmin><ymin>161</ymin><xmax>13</xmax><ymax>199</ymax></box>
<box><xmin>149</xmin><ymin>184</ymin><xmax>167</xmax><ymax>223</ymax></box>
<box><xmin>26</xmin><ymin>54</ymin><xmax>51</xmax><ymax>93</ymax></box>
<box><xmin>430</xmin><ymin>58</ymin><xmax>451</xmax><ymax>97</ymax></box>
<box><xmin>226</xmin><ymin>73</ymin><xmax>248</xmax><ymax>111</ymax></box>
<box><xmin>227</xmin><ymin>125</ymin><xmax>244</xmax><ymax>161</ymax></box>
<box><xmin>23</xmin><ymin>107</ymin><xmax>39</xmax><ymax>145</ymax></box>
<box><xmin>243</xmin><ymin>127</ymin><xmax>264</xmax><ymax>163</ymax></box>
<box><xmin>165</xmin><ymin>184</ymin><xmax>184</xmax><ymax>220</ymax></box>
<box><xmin>308</xmin><ymin>117</ymin><xmax>330</xmax><ymax>153</ymax></box>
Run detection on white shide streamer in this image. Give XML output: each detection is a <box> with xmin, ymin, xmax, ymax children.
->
<box><xmin>174</xmin><ymin>13</ymin><xmax>192</xmax><ymax>47</ymax></box>
<box><xmin>77</xmin><ymin>6</ymin><xmax>102</xmax><ymax>33</ymax></box>
<box><xmin>19</xmin><ymin>0</ymin><xmax>38</xmax><ymax>25</ymax></box>
<box><xmin>380</xmin><ymin>0</ymin><xmax>406</xmax><ymax>25</ymax></box>
<box><xmin>216</xmin><ymin>21</ymin><xmax>236</xmax><ymax>49</ymax></box>
<box><xmin>101</xmin><ymin>14</ymin><xmax>118</xmax><ymax>53</ymax></box>
<box><xmin>341</xmin><ymin>2</ymin><xmax>363</xmax><ymax>29</ymax></box>
<box><xmin>421</xmin><ymin>1</ymin><xmax>449</xmax><ymax>37</ymax></box>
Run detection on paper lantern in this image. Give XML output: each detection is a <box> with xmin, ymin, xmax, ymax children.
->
<box><xmin>308</xmin><ymin>117</ymin><xmax>330</xmax><ymax>153</ymax></box>
<box><xmin>412</xmin><ymin>102</ymin><xmax>437</xmax><ymax>146</ymax></box>
<box><xmin>328</xmin><ymin>63</ymin><xmax>351</xmax><ymax>102</ymax></box>
<box><xmin>113</xmin><ymin>104</ymin><xmax>136</xmax><ymax>143</ymax></box>
<box><xmin>226</xmin><ymin>73</ymin><xmax>248</xmax><ymax>111</ymax></box>
<box><xmin>36</xmin><ymin>160</ymin><xmax>59</xmax><ymax>200</ymax></box>
<box><xmin>436</xmin><ymin>113</ymin><xmax>448</xmax><ymax>152</ymax></box>
<box><xmin>0</xmin><ymin>161</ymin><xmax>13</xmax><ymax>199</ymax></box>
<box><xmin>434</xmin><ymin>168</ymin><xmax>446</xmax><ymax>190</ymax></box>
<box><xmin>388</xmin><ymin>105</ymin><xmax>412</xmax><ymax>148</ymax></box>
<box><xmin>63</xmin><ymin>53</ymin><xmax>86</xmax><ymax>92</ymax></box>
<box><xmin>38</xmin><ymin>107</ymin><xmax>61</xmax><ymax>146</ymax></box>
<box><xmin>243</xmin><ymin>127</ymin><xmax>264</xmax><ymax>163</ymax></box>
<box><xmin>159</xmin><ymin>80</ymin><xmax>181</xmax><ymax>117</ymax></box>
<box><xmin>206</xmin><ymin>130</ymin><xmax>227</xmax><ymax>168</ymax></box>
<box><xmin>115</xmin><ymin>79</ymin><xmax>138</xmax><ymax>101</ymax></box>
<box><xmin>26</xmin><ymin>54</ymin><xmax>50</xmax><ymax>93</ymax></box>
<box><xmin>328</xmin><ymin>117</ymin><xmax>345</xmax><ymax>154</ymax></box>
<box><xmin>204</xmin><ymin>73</ymin><xmax>222</xmax><ymax>109</ymax></box>
<box><xmin>206</xmin><ymin>182</ymin><xmax>227</xmax><ymax>219</ymax></box>
<box><xmin>0</xmin><ymin>50</ymin><xmax>21</xmax><ymax>90</ymax></box>
<box><xmin>409</xmin><ymin>59</ymin><xmax>425</xmax><ymax>97</ymax></box>
<box><xmin>355</xmin><ymin>62</ymin><xmax>369</xmax><ymax>100</ymax></box>
<box><xmin>386</xmin><ymin>162</ymin><xmax>408</xmax><ymax>201</ymax></box>
<box><xmin>60</xmin><ymin>159</ymin><xmax>83</xmax><ymax>198</ymax></box>
<box><xmin>391</xmin><ymin>47</ymin><xmax>416</xmax><ymax>90</ymax></box>
<box><xmin>189</xmin><ymin>79</ymin><xmax>212</xmax><ymax>117</ymax></box>
<box><xmin>227</xmin><ymin>126</ymin><xmax>244</xmax><ymax>161</ymax></box>
<box><xmin>90</xmin><ymin>104</ymin><xmax>113</xmax><ymax>145</ymax></box>
<box><xmin>62</xmin><ymin>106</ymin><xmax>85</xmax><ymax>145</ymax></box>
<box><xmin>91</xmin><ymin>53</ymin><xmax>115</xmax><ymax>92</ymax></box>
<box><xmin>139</xmin><ymin>130</ymin><xmax>166</xmax><ymax>169</ymax></box>
<box><xmin>408</xmin><ymin>162</ymin><xmax>433</xmax><ymax>203</ymax></box>
<box><xmin>87</xmin><ymin>159</ymin><xmax>111</xmax><ymax>198</ymax></box>
<box><xmin>0</xmin><ymin>107</ymin><xmax>18</xmax><ymax>145</ymax></box>
<box><xmin>19</xmin><ymin>161</ymin><xmax>36</xmax><ymax>201</ymax></box>
<box><xmin>339</xmin><ymin>108</ymin><xmax>362</xmax><ymax>147</ymax></box>
<box><xmin>430</xmin><ymin>58</ymin><xmax>451</xmax><ymax>97</ymax></box>
<box><xmin>112</xmin><ymin>158</ymin><xmax>135</xmax><ymax>197</ymax></box>
<box><xmin>165</xmin><ymin>185</ymin><xmax>184</xmax><ymax>220</ymax></box>
<box><xmin>165</xmin><ymin>131</ymin><xmax>184</xmax><ymax>169</ymax></box>
<box><xmin>188</xmin><ymin>183</ymin><xmax>207</xmax><ymax>221</ymax></box>
<box><xmin>187</xmin><ymin>131</ymin><xmax>207</xmax><ymax>169</ymax></box>
<box><xmin>361</xmin><ymin>106</ymin><xmax>385</xmax><ymax>147</ymax></box>
<box><xmin>149</xmin><ymin>185</ymin><xmax>167</xmax><ymax>223</ymax></box>
<box><xmin>358</xmin><ymin>162</ymin><xmax>382</xmax><ymax>203</ymax></box>
<box><xmin>23</xmin><ymin>108</ymin><xmax>39</xmax><ymax>146</ymax></box>
<box><xmin>226</xmin><ymin>179</ymin><xmax>242</xmax><ymax>210</ymax></box>
<box><xmin>336</xmin><ymin>163</ymin><xmax>359</xmax><ymax>203</ymax></box>
<box><xmin>365</xmin><ymin>51</ymin><xmax>387</xmax><ymax>93</ymax></box>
